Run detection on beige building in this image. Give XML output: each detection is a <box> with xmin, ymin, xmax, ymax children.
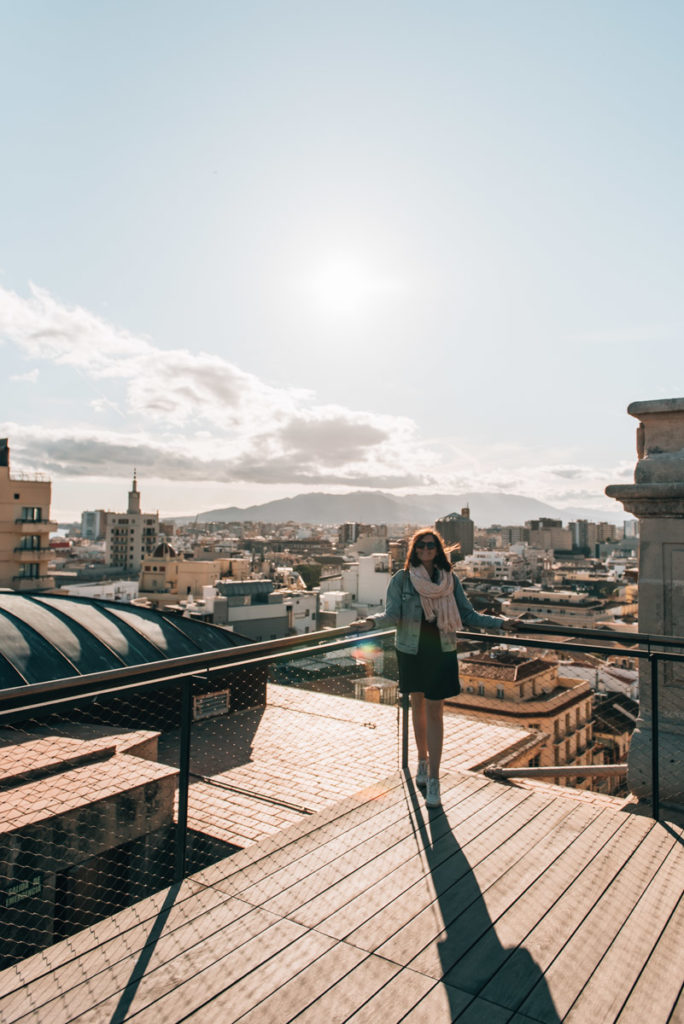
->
<box><xmin>105</xmin><ymin>472</ymin><xmax>159</xmax><ymax>573</ymax></box>
<box><xmin>449</xmin><ymin>647</ymin><xmax>595</xmax><ymax>786</ymax></box>
<box><xmin>138</xmin><ymin>542</ymin><xmax>232</xmax><ymax>609</ymax></box>
<box><xmin>0</xmin><ymin>439</ymin><xmax>55</xmax><ymax>592</ymax></box>
<box><xmin>501</xmin><ymin>586</ymin><xmax>638</xmax><ymax>628</ymax></box>
<box><xmin>526</xmin><ymin>518</ymin><xmax>573</xmax><ymax>553</ymax></box>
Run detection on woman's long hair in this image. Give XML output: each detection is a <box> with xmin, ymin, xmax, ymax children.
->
<box><xmin>404</xmin><ymin>528</ymin><xmax>452</xmax><ymax>572</ymax></box>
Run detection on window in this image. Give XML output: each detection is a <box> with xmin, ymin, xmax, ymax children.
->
<box><xmin>496</xmin><ymin>686</ymin><xmax>505</xmax><ymax>699</ymax></box>
<box><xmin>478</xmin><ymin>684</ymin><xmax>485</xmax><ymax>696</ymax></box>
<box><xmin>19</xmin><ymin>536</ymin><xmax>41</xmax><ymax>550</ymax></box>
<box><xmin>21</xmin><ymin>506</ymin><xmax>42</xmax><ymax>522</ymax></box>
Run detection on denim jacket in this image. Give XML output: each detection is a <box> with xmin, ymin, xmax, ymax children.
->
<box><xmin>370</xmin><ymin>568</ymin><xmax>503</xmax><ymax>654</ymax></box>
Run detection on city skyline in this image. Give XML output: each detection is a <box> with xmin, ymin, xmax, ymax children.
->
<box><xmin>2</xmin><ymin>2</ymin><xmax>683</xmax><ymax>520</ymax></box>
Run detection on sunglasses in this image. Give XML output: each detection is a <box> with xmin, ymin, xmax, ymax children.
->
<box><xmin>416</xmin><ymin>540</ymin><xmax>436</xmax><ymax>549</ymax></box>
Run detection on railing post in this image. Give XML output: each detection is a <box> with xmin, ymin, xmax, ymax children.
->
<box><xmin>175</xmin><ymin>676</ymin><xmax>193</xmax><ymax>883</ymax></box>
<box><xmin>650</xmin><ymin>653</ymin><xmax>660</xmax><ymax>822</ymax></box>
<box><xmin>401</xmin><ymin>692</ymin><xmax>410</xmax><ymax>772</ymax></box>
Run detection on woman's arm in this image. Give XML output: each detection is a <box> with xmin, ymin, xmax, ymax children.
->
<box><xmin>453</xmin><ymin>575</ymin><xmax>504</xmax><ymax>631</ymax></box>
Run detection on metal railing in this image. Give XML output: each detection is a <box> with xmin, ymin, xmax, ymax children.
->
<box><xmin>0</xmin><ymin>619</ymin><xmax>682</xmax><ymax>969</ymax></box>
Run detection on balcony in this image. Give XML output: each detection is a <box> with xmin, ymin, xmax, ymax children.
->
<box><xmin>0</xmin><ymin>623</ymin><xmax>682</xmax><ymax>1021</ymax></box>
<box><xmin>14</xmin><ymin>519</ymin><xmax>57</xmax><ymax>533</ymax></box>
<box><xmin>13</xmin><ymin>548</ymin><xmax>47</xmax><ymax>562</ymax></box>
<box><xmin>11</xmin><ymin>574</ymin><xmax>55</xmax><ymax>592</ymax></box>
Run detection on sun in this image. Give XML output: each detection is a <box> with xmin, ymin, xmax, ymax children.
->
<box><xmin>309</xmin><ymin>258</ymin><xmax>389</xmax><ymax>317</ymax></box>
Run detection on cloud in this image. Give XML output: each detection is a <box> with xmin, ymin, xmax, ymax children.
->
<box><xmin>0</xmin><ymin>284</ymin><xmax>436</xmax><ymax>487</ymax></box>
<box><xmin>0</xmin><ymin>284</ymin><xmax>636</xmax><ymax>508</ymax></box>
<box><xmin>9</xmin><ymin>369</ymin><xmax>39</xmax><ymax>383</ymax></box>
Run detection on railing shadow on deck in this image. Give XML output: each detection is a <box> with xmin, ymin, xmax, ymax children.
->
<box><xmin>107</xmin><ymin>881</ymin><xmax>182</xmax><ymax>1024</ymax></box>
<box><xmin>403</xmin><ymin>772</ymin><xmax>562</xmax><ymax>1022</ymax></box>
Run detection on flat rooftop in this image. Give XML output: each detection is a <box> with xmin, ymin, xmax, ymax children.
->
<box><xmin>1</xmin><ymin>769</ymin><xmax>681</xmax><ymax>1022</ymax></box>
<box><xmin>1</xmin><ymin>685</ymin><xmax>681</xmax><ymax>1022</ymax></box>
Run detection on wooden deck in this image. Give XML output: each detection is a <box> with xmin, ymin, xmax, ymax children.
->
<box><xmin>1</xmin><ymin>769</ymin><xmax>682</xmax><ymax>1023</ymax></box>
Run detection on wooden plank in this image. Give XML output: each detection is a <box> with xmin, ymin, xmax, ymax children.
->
<box><xmin>667</xmin><ymin>986</ymin><xmax>684</xmax><ymax>1024</ymax></box>
<box><xmin>2</xmin><ymin>894</ymin><xmax>256</xmax><ymax>1024</ymax></box>
<box><xmin>346</xmin><ymin>786</ymin><xmax>543</xmax><ymax>957</ymax></box>
<box><xmin>156</xmin><ymin>928</ymin><xmax>338</xmax><ymax>1024</ymax></box>
<box><xmin>400</xmin><ymin>981</ymin><xmax>473</xmax><ymax>1022</ymax></box>
<box><xmin>566</xmin><ymin>831</ymin><xmax>684</xmax><ymax>1023</ymax></box>
<box><xmin>381</xmin><ymin>795</ymin><xmax>583</xmax><ymax>976</ymax></box>
<box><xmin>260</xmin><ymin>778</ymin><xmax>512</xmax><ymax>925</ymax></box>
<box><xmin>229</xmin><ymin>793</ymin><xmax>414</xmax><ymax>902</ymax></box>
<box><xmin>616</xmin><ymin>892</ymin><xmax>684</xmax><ymax>1022</ymax></box>
<box><xmin>442</xmin><ymin>804</ymin><xmax>626</xmax><ymax>995</ymax></box>
<box><xmin>197</xmin><ymin>773</ymin><xmax>414</xmax><ymax>897</ymax></box>
<box><xmin>518</xmin><ymin>822</ymin><xmax>678</xmax><ymax>1022</ymax></box>
<box><xmin>69</xmin><ymin>916</ymin><xmax>306</xmax><ymax>1024</ymax></box>
<box><xmin>224</xmin><ymin>941</ymin><xmax>368</xmax><ymax>1024</ymax></box>
<box><xmin>193</xmin><ymin>772</ymin><xmax>409</xmax><ymax>889</ymax></box>
<box><xmin>234</xmin><ymin>775</ymin><xmax>489</xmax><ymax>911</ymax></box>
<box><xmin>311</xmin><ymin>779</ymin><xmax>522</xmax><ymax>940</ymax></box>
<box><xmin>479</xmin><ymin>813</ymin><xmax>657</xmax><ymax>1013</ymax></box>
<box><xmin>15</xmin><ymin>905</ymin><xmax>289</xmax><ymax>1024</ymax></box>
<box><xmin>282</xmin><ymin>951</ymin><xmax>401</xmax><ymax>1024</ymax></box>
<box><xmin>0</xmin><ymin>877</ymin><xmax>209</xmax><ymax>998</ymax></box>
<box><xmin>301</xmin><ymin>782</ymin><xmax>536</xmax><ymax>942</ymax></box>
<box><xmin>452</xmin><ymin>995</ymin><xmax>516</xmax><ymax>1022</ymax></box>
<box><xmin>342</xmin><ymin>967</ymin><xmax>437</xmax><ymax>1024</ymax></box>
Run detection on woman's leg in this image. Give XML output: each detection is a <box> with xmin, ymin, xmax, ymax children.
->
<box><xmin>425</xmin><ymin>699</ymin><xmax>444</xmax><ymax>778</ymax></box>
<box><xmin>411</xmin><ymin>692</ymin><xmax>428</xmax><ymax>762</ymax></box>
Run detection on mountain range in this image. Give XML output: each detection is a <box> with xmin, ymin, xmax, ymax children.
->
<box><xmin>173</xmin><ymin>491</ymin><xmax>627</xmax><ymax>528</ymax></box>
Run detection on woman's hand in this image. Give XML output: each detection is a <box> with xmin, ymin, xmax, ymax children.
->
<box><xmin>501</xmin><ymin>618</ymin><xmax>525</xmax><ymax>632</ymax></box>
<box><xmin>347</xmin><ymin>618</ymin><xmax>374</xmax><ymax>632</ymax></box>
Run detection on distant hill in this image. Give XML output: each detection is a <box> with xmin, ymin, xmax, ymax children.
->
<box><xmin>171</xmin><ymin>490</ymin><xmax>627</xmax><ymax>528</ymax></box>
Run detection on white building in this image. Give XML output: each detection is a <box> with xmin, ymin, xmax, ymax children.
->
<box><xmin>341</xmin><ymin>553</ymin><xmax>391</xmax><ymax>610</ymax></box>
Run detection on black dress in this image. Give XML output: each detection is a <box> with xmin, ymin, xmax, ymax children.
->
<box><xmin>396</xmin><ymin>614</ymin><xmax>461</xmax><ymax>701</ymax></box>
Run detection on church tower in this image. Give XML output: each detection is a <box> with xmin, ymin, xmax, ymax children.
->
<box><xmin>127</xmin><ymin>470</ymin><xmax>141</xmax><ymax>515</ymax></box>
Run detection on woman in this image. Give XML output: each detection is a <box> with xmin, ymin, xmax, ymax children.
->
<box><xmin>350</xmin><ymin>528</ymin><xmax>520</xmax><ymax>808</ymax></box>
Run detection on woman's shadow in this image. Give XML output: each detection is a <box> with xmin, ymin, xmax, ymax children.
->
<box><xmin>403</xmin><ymin>775</ymin><xmax>562</xmax><ymax>1022</ymax></box>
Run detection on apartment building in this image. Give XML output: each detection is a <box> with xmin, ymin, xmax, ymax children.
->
<box><xmin>436</xmin><ymin>508</ymin><xmax>474</xmax><ymax>557</ymax></box>
<box><xmin>448</xmin><ymin>647</ymin><xmax>595</xmax><ymax>784</ymax></box>
<box><xmin>0</xmin><ymin>438</ymin><xmax>55</xmax><ymax>591</ymax></box>
<box><xmin>80</xmin><ymin>509</ymin><xmax>108</xmax><ymax>540</ymax></box>
<box><xmin>526</xmin><ymin>518</ymin><xmax>573</xmax><ymax>554</ymax></box>
<box><xmin>501</xmin><ymin>586</ymin><xmax>638</xmax><ymax>628</ymax></box>
<box><xmin>105</xmin><ymin>472</ymin><xmax>159</xmax><ymax>573</ymax></box>
<box><xmin>138</xmin><ymin>541</ymin><xmax>233</xmax><ymax>609</ymax></box>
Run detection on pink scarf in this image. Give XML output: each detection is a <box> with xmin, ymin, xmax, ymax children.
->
<box><xmin>409</xmin><ymin>565</ymin><xmax>463</xmax><ymax>636</ymax></box>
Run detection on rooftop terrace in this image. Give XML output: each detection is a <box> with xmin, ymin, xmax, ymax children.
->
<box><xmin>1</xmin><ymin>682</ymin><xmax>682</xmax><ymax>1023</ymax></box>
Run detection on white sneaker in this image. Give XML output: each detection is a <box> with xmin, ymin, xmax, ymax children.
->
<box><xmin>425</xmin><ymin>778</ymin><xmax>442</xmax><ymax>808</ymax></box>
<box><xmin>415</xmin><ymin>760</ymin><xmax>428</xmax><ymax>789</ymax></box>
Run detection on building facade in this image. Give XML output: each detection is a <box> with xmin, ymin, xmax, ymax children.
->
<box><xmin>105</xmin><ymin>473</ymin><xmax>159</xmax><ymax>573</ymax></box>
<box><xmin>80</xmin><ymin>510</ymin><xmax>108</xmax><ymax>540</ymax></box>
<box><xmin>435</xmin><ymin>509</ymin><xmax>474</xmax><ymax>557</ymax></box>
<box><xmin>0</xmin><ymin>439</ymin><xmax>55</xmax><ymax>592</ymax></box>
<box><xmin>449</xmin><ymin>647</ymin><xmax>596</xmax><ymax>785</ymax></box>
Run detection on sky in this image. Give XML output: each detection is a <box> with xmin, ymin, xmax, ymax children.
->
<box><xmin>1</xmin><ymin>0</ymin><xmax>683</xmax><ymax>521</ymax></box>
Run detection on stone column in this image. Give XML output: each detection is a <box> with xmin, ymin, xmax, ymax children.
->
<box><xmin>606</xmin><ymin>398</ymin><xmax>684</xmax><ymax>809</ymax></box>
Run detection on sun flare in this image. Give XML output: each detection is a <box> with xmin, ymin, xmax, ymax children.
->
<box><xmin>307</xmin><ymin>257</ymin><xmax>396</xmax><ymax>317</ymax></box>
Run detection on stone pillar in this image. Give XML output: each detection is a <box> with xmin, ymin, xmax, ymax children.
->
<box><xmin>606</xmin><ymin>398</ymin><xmax>684</xmax><ymax>809</ymax></box>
